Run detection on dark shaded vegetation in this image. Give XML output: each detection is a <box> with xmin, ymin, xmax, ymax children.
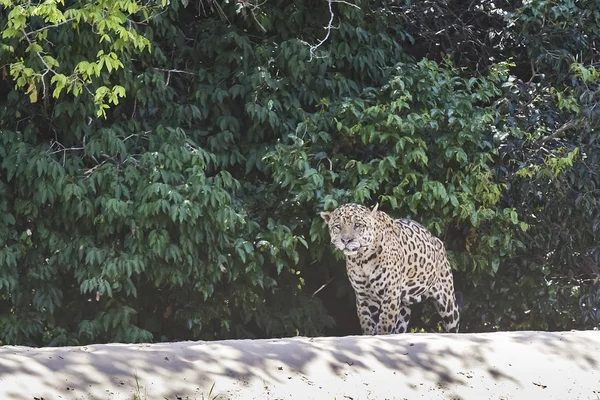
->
<box><xmin>0</xmin><ymin>0</ymin><xmax>598</xmax><ymax>345</ymax></box>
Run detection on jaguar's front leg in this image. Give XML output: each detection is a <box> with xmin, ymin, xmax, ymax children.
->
<box><xmin>377</xmin><ymin>293</ymin><xmax>402</xmax><ymax>334</ymax></box>
<box><xmin>355</xmin><ymin>294</ymin><xmax>379</xmax><ymax>335</ymax></box>
<box><xmin>393</xmin><ymin>305</ymin><xmax>412</xmax><ymax>333</ymax></box>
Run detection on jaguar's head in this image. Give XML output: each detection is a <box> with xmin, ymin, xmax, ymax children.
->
<box><xmin>320</xmin><ymin>203</ymin><xmax>379</xmax><ymax>256</ymax></box>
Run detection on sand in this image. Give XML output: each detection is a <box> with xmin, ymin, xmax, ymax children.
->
<box><xmin>0</xmin><ymin>330</ymin><xmax>598</xmax><ymax>399</ymax></box>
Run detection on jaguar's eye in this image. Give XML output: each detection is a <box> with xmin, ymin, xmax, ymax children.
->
<box><xmin>332</xmin><ymin>226</ymin><xmax>341</xmax><ymax>233</ymax></box>
<box><xmin>354</xmin><ymin>223</ymin><xmax>362</xmax><ymax>230</ymax></box>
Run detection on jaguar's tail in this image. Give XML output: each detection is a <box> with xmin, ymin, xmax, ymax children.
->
<box><xmin>455</xmin><ymin>291</ymin><xmax>464</xmax><ymax>311</ymax></box>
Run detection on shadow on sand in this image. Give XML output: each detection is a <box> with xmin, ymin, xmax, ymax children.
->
<box><xmin>0</xmin><ymin>330</ymin><xmax>598</xmax><ymax>399</ymax></box>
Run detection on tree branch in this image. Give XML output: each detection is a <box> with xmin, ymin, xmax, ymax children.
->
<box><xmin>538</xmin><ymin>120</ymin><xmax>578</xmax><ymax>145</ymax></box>
<box><xmin>299</xmin><ymin>0</ymin><xmax>360</xmax><ymax>61</ymax></box>
<box><xmin>19</xmin><ymin>19</ymin><xmax>76</xmax><ymax>42</ymax></box>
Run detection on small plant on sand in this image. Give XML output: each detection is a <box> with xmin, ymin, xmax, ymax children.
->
<box><xmin>202</xmin><ymin>383</ymin><xmax>219</xmax><ymax>400</ymax></box>
<box><xmin>130</xmin><ymin>373</ymin><xmax>218</xmax><ymax>400</ymax></box>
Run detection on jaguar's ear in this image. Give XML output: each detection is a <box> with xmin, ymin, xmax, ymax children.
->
<box><xmin>320</xmin><ymin>211</ymin><xmax>332</xmax><ymax>224</ymax></box>
<box><xmin>371</xmin><ymin>203</ymin><xmax>379</xmax><ymax>215</ymax></box>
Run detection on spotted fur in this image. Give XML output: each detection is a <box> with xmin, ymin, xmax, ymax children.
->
<box><xmin>321</xmin><ymin>203</ymin><xmax>460</xmax><ymax>335</ymax></box>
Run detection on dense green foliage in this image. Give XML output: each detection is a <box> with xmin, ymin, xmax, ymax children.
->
<box><xmin>0</xmin><ymin>0</ymin><xmax>157</xmax><ymax>116</ymax></box>
<box><xmin>0</xmin><ymin>0</ymin><xmax>598</xmax><ymax>345</ymax></box>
